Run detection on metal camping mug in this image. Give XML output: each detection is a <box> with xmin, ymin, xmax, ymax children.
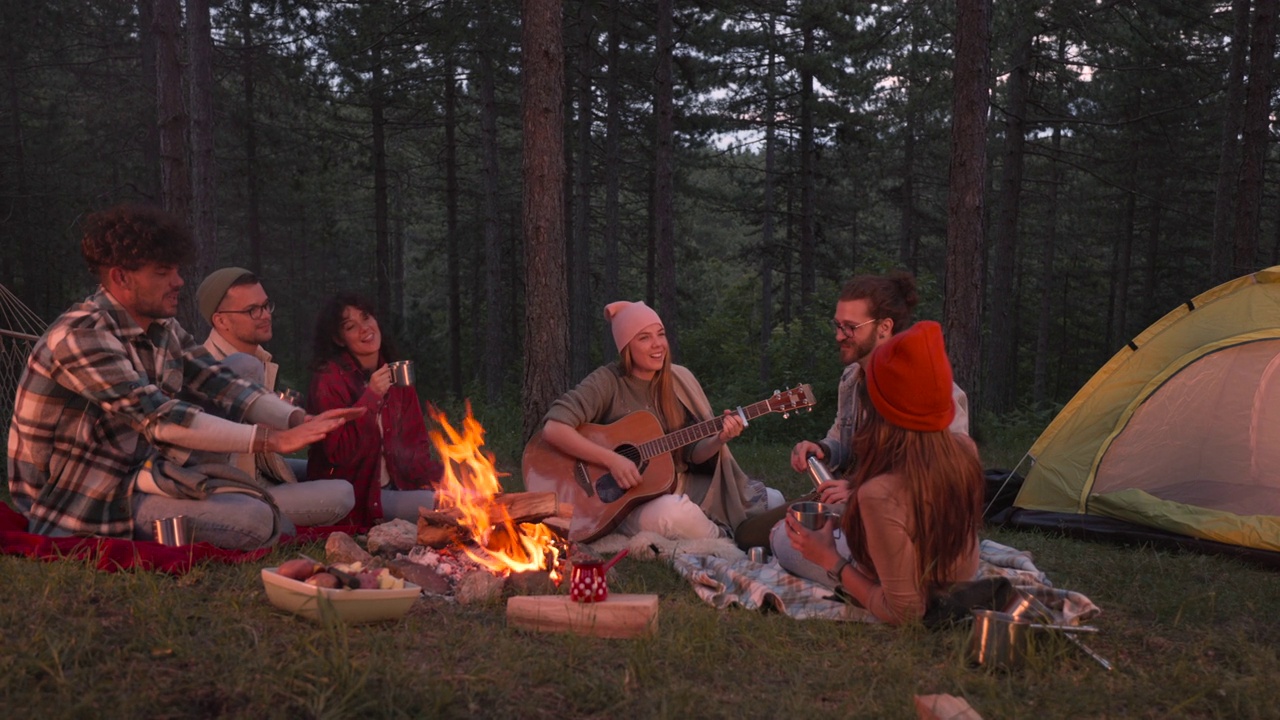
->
<box><xmin>153</xmin><ymin>516</ymin><xmax>193</xmax><ymax>547</ymax></box>
<box><xmin>388</xmin><ymin>360</ymin><xmax>415</xmax><ymax>387</ymax></box>
<box><xmin>747</xmin><ymin>546</ymin><xmax>770</xmax><ymax>564</ymax></box>
<box><xmin>788</xmin><ymin>501</ymin><xmax>839</xmax><ymax>531</ymax></box>
<box><xmin>967</xmin><ymin>609</ymin><xmax>1033</xmax><ymax>670</ymax></box>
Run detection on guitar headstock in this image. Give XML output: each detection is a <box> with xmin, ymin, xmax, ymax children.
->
<box><xmin>766</xmin><ymin>384</ymin><xmax>816</xmax><ymax>417</ymax></box>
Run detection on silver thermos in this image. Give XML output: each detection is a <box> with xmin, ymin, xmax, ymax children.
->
<box><xmin>806</xmin><ymin>454</ymin><xmax>834</xmax><ymax>490</ymax></box>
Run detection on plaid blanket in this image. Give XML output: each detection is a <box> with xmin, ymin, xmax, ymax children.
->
<box><xmin>591</xmin><ymin>532</ymin><xmax>1100</xmax><ymax>624</ymax></box>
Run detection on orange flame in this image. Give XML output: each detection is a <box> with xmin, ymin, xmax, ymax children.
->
<box><xmin>427</xmin><ymin>403</ymin><xmax>561</xmax><ymax>579</ymax></box>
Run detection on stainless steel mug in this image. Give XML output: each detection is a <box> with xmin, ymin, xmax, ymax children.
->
<box><xmin>966</xmin><ymin>609</ymin><xmax>1032</xmax><ymax>670</ymax></box>
<box><xmin>388</xmin><ymin>360</ymin><xmax>415</xmax><ymax>387</ymax></box>
<box><xmin>788</xmin><ymin>501</ymin><xmax>839</xmax><ymax>531</ymax></box>
<box><xmin>154</xmin><ymin>516</ymin><xmax>193</xmax><ymax>546</ymax></box>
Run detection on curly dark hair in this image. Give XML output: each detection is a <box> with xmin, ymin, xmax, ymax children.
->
<box><xmin>310</xmin><ymin>292</ymin><xmax>400</xmax><ymax>372</ymax></box>
<box><xmin>80</xmin><ymin>203</ymin><xmax>195</xmax><ymax>277</ymax></box>
<box><xmin>839</xmin><ymin>271</ymin><xmax>919</xmax><ymax>336</ymax></box>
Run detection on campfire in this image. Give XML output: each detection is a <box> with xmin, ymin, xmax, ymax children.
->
<box><xmin>414</xmin><ymin>404</ymin><xmax>570</xmax><ymax>588</ymax></box>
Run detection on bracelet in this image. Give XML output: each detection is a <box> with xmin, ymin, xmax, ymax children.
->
<box><xmin>254</xmin><ymin>426</ymin><xmax>270</xmax><ymax>454</ymax></box>
<box><xmin>827</xmin><ymin>558</ymin><xmax>852</xmax><ymax>584</ymax></box>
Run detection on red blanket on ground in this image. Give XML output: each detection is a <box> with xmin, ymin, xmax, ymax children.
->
<box><xmin>0</xmin><ymin>503</ymin><xmax>362</xmax><ymax>575</ymax></box>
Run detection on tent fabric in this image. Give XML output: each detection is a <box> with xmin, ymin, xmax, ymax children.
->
<box><xmin>1012</xmin><ymin>266</ymin><xmax>1280</xmax><ymax>556</ymax></box>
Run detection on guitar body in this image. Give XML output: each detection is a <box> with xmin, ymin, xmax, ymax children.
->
<box><xmin>521</xmin><ymin>384</ymin><xmax>816</xmax><ymax>544</ymax></box>
<box><xmin>522</xmin><ymin>411</ymin><xmax>677</xmax><ymax>543</ymax></box>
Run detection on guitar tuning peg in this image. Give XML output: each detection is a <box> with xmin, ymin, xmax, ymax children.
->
<box><xmin>782</xmin><ymin>412</ymin><xmax>790</xmax><ymax>419</ymax></box>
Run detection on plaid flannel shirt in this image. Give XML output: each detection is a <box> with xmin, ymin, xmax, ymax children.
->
<box><xmin>7</xmin><ymin>288</ymin><xmax>269</xmax><ymax>537</ymax></box>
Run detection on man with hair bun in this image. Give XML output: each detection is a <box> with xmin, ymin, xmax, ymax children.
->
<box><xmin>7</xmin><ymin>203</ymin><xmax>360</xmax><ymax>549</ymax></box>
<box><xmin>782</xmin><ymin>320</ymin><xmax>984</xmax><ymax>624</ymax></box>
<box><xmin>734</xmin><ymin>271</ymin><xmax>971</xmax><ymax>549</ymax></box>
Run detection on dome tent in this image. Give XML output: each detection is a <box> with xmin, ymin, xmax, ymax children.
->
<box><xmin>996</xmin><ymin>266</ymin><xmax>1280</xmax><ymax>567</ymax></box>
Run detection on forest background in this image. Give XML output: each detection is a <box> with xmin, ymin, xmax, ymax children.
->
<box><xmin>2</xmin><ymin>0</ymin><xmax>1279</xmax><ymax>449</ymax></box>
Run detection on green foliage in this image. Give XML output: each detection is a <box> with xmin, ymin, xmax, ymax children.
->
<box><xmin>3</xmin><ymin>0</ymin><xmax>1278</xmax><ymax>421</ymax></box>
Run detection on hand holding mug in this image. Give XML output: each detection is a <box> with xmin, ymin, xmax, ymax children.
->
<box><xmin>368</xmin><ymin>365</ymin><xmax>393</xmax><ymax>397</ymax></box>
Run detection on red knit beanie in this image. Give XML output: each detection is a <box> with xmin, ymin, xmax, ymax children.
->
<box><xmin>863</xmin><ymin>320</ymin><xmax>955</xmax><ymax>432</ymax></box>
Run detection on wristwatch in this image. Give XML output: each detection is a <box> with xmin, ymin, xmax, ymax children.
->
<box><xmin>827</xmin><ymin>558</ymin><xmax>851</xmax><ymax>584</ymax></box>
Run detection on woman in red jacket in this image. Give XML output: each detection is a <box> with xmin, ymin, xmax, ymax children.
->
<box><xmin>306</xmin><ymin>293</ymin><xmax>443</xmax><ymax>526</ymax></box>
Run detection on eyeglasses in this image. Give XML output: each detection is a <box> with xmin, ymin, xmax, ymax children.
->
<box><xmin>217</xmin><ymin>300</ymin><xmax>275</xmax><ymax>320</ymax></box>
<box><xmin>830</xmin><ymin>317</ymin><xmax>878</xmax><ymax>337</ymax></box>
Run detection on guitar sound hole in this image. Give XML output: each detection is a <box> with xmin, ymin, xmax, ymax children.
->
<box><xmin>594</xmin><ymin>446</ymin><xmax>646</xmax><ymax>504</ymax></box>
<box><xmin>596</xmin><ymin>475</ymin><xmax>624</xmax><ymax>503</ymax></box>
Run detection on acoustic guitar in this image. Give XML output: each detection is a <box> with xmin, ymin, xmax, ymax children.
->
<box><xmin>522</xmin><ymin>385</ymin><xmax>816</xmax><ymax>543</ymax></box>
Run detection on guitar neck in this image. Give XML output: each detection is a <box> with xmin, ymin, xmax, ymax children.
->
<box><xmin>635</xmin><ymin>399</ymin><xmax>776</xmax><ymax>460</ymax></box>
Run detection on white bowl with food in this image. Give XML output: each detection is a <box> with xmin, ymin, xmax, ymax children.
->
<box><xmin>261</xmin><ymin>566</ymin><xmax>421</xmax><ymax>624</ymax></box>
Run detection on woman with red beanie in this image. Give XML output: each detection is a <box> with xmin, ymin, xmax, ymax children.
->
<box><xmin>778</xmin><ymin>321</ymin><xmax>984</xmax><ymax>625</ymax></box>
<box><xmin>538</xmin><ymin>301</ymin><xmax>779</xmax><ymax>540</ymax></box>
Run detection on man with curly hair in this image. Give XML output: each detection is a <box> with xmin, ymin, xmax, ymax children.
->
<box><xmin>6</xmin><ymin>203</ymin><xmax>360</xmax><ymax>549</ymax></box>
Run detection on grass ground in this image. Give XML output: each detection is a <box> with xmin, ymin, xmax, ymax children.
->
<box><xmin>3</xmin><ymin>428</ymin><xmax>1279</xmax><ymax>719</ymax></box>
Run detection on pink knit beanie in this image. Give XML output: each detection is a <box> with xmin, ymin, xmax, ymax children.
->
<box><xmin>863</xmin><ymin>320</ymin><xmax>955</xmax><ymax>432</ymax></box>
<box><xmin>604</xmin><ymin>301</ymin><xmax>663</xmax><ymax>353</ymax></box>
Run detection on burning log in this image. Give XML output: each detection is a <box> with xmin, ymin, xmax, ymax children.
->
<box><xmin>423</xmin><ymin>491</ymin><xmax>570</xmax><ymax>525</ymax></box>
<box><xmin>416</xmin><ymin>491</ymin><xmax>570</xmax><ymax>549</ymax></box>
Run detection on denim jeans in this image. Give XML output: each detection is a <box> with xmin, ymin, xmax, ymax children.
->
<box><xmin>268</xmin><ymin>479</ymin><xmax>355</xmax><ymax>527</ymax></box>
<box><xmin>770</xmin><ymin>518</ymin><xmax>851</xmax><ymax>588</ymax></box>
<box><xmin>132</xmin><ymin>491</ymin><xmax>284</xmax><ymax>550</ymax></box>
<box><xmin>381</xmin><ymin>488</ymin><xmax>437</xmax><ymax>522</ymax></box>
<box><xmin>131</xmin><ymin>479</ymin><xmax>355</xmax><ymax>549</ymax></box>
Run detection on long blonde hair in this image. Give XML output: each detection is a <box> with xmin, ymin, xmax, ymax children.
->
<box><xmin>619</xmin><ymin>347</ymin><xmax>686</xmax><ymax>432</ymax></box>
<box><xmin>842</xmin><ymin>384</ymin><xmax>983</xmax><ymax>590</ymax></box>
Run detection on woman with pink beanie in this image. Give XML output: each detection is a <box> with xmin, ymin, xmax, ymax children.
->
<box><xmin>777</xmin><ymin>321</ymin><xmax>985</xmax><ymax>625</ymax></box>
<box><xmin>539</xmin><ymin>301</ymin><xmax>777</xmax><ymax>540</ymax></box>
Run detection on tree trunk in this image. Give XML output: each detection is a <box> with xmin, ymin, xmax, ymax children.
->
<box><xmin>186</xmin><ymin>0</ymin><xmax>216</xmax><ymax>332</ymax></box>
<box><xmin>899</xmin><ymin>106</ymin><xmax>918</xmax><ymax>274</ymax></box>
<box><xmin>1033</xmin><ymin>121</ymin><xmax>1062</xmax><ymax>410</ymax></box>
<box><xmin>238</xmin><ymin>0</ymin><xmax>262</xmax><ymax>276</ymax></box>
<box><xmin>571</xmin><ymin>0</ymin><xmax>595</xmax><ymax>381</ymax></box>
<box><xmin>138</xmin><ymin>0</ymin><xmax>161</xmax><ymax>200</ymax></box>
<box><xmin>1233</xmin><ymin>0</ymin><xmax>1277</xmax><ymax>276</ymax></box>
<box><xmin>943</xmin><ymin>0</ymin><xmax>991</xmax><ymax>417</ymax></box>
<box><xmin>480</xmin><ymin>44</ymin><xmax>506</xmax><ymax>404</ymax></box>
<box><xmin>153</xmin><ymin>0</ymin><xmax>190</xmax><ymax>227</ymax></box>
<box><xmin>1033</xmin><ymin>34</ymin><xmax>1067</xmax><ymax>410</ymax></box>
<box><xmin>1211</xmin><ymin>0</ymin><xmax>1250</xmax><ymax>284</ymax></box>
<box><xmin>600</xmin><ymin>0</ymin><xmax>622</xmax><ymax>360</ymax></box>
<box><xmin>371</xmin><ymin>40</ymin><xmax>391</xmax><ymax>325</ymax></box>
<box><xmin>984</xmin><ymin>12</ymin><xmax>1032</xmax><ymax>415</ymax></box>
<box><xmin>1111</xmin><ymin>146</ymin><xmax>1136</xmax><ymax>348</ymax></box>
<box><xmin>759</xmin><ymin>38</ymin><xmax>778</xmax><ymax>389</ymax></box>
<box><xmin>445</xmin><ymin>60</ymin><xmax>463</xmax><ymax>399</ymax></box>
<box><xmin>521</xmin><ymin>0</ymin><xmax>570</xmax><ymax>441</ymax></box>
<box><xmin>653</xmin><ymin>0</ymin><xmax>678</xmax><ymax>354</ymax></box>
<box><xmin>798</xmin><ymin>17</ymin><xmax>816</xmax><ymax>313</ymax></box>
